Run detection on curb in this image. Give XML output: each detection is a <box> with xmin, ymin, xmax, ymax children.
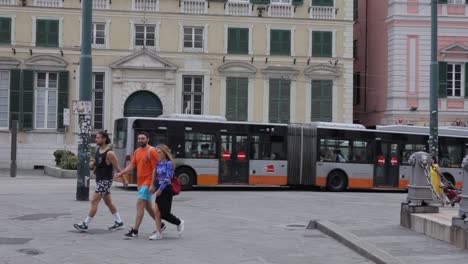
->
<box><xmin>308</xmin><ymin>220</ymin><xmax>404</xmax><ymax>264</ymax></box>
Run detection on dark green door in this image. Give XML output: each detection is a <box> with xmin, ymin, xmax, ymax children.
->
<box><xmin>124</xmin><ymin>91</ymin><xmax>162</xmax><ymax>117</ymax></box>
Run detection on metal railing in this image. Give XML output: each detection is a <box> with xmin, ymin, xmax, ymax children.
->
<box><xmin>93</xmin><ymin>0</ymin><xmax>110</xmax><ymax>9</ymax></box>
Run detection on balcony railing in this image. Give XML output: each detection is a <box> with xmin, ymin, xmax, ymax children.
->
<box><xmin>309</xmin><ymin>6</ymin><xmax>336</xmax><ymax>20</ymax></box>
<box><xmin>225</xmin><ymin>1</ymin><xmax>252</xmax><ymax>16</ymax></box>
<box><xmin>33</xmin><ymin>0</ymin><xmax>63</xmax><ymax>7</ymax></box>
<box><xmin>0</xmin><ymin>0</ymin><xmax>15</xmax><ymax>5</ymax></box>
<box><xmin>181</xmin><ymin>0</ymin><xmax>208</xmax><ymax>14</ymax></box>
<box><xmin>133</xmin><ymin>0</ymin><xmax>159</xmax><ymax>12</ymax></box>
<box><xmin>93</xmin><ymin>0</ymin><xmax>110</xmax><ymax>9</ymax></box>
<box><xmin>268</xmin><ymin>4</ymin><xmax>294</xmax><ymax>17</ymax></box>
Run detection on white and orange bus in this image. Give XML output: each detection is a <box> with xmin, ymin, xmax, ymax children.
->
<box><xmin>113</xmin><ymin>115</ymin><xmax>468</xmax><ymax>191</ymax></box>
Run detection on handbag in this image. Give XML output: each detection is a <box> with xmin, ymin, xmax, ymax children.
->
<box><xmin>166</xmin><ymin>161</ymin><xmax>181</xmax><ymax>196</ymax></box>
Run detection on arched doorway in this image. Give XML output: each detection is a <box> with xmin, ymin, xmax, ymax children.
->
<box><xmin>124</xmin><ymin>91</ymin><xmax>163</xmax><ymax>117</ymax></box>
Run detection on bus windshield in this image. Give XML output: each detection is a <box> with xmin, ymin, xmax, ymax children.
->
<box><xmin>114</xmin><ymin>118</ymin><xmax>128</xmax><ymax>149</ymax></box>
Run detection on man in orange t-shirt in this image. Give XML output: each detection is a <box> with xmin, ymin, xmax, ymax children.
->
<box><xmin>115</xmin><ymin>131</ymin><xmax>163</xmax><ymax>239</ymax></box>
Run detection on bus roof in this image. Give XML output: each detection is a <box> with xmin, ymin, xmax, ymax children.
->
<box><xmin>376</xmin><ymin>125</ymin><xmax>468</xmax><ymax>138</ymax></box>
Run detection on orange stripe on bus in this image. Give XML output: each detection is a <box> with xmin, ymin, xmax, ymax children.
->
<box><xmin>456</xmin><ymin>182</ymin><xmax>463</xmax><ymax>189</ymax></box>
<box><xmin>249</xmin><ymin>176</ymin><xmax>287</xmax><ymax>186</ymax></box>
<box><xmin>348</xmin><ymin>178</ymin><xmax>373</xmax><ymax>189</ymax></box>
<box><xmin>197</xmin><ymin>175</ymin><xmax>218</xmax><ymax>186</ymax></box>
<box><xmin>316</xmin><ymin>176</ymin><xmax>327</xmax><ymax>187</ymax></box>
<box><xmin>399</xmin><ymin>180</ymin><xmax>409</xmax><ymax>189</ymax></box>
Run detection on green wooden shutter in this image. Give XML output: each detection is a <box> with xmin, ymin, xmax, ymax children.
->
<box><xmin>269</xmin><ymin>79</ymin><xmax>290</xmax><ymax>123</ymax></box>
<box><xmin>282</xmin><ymin>30</ymin><xmax>291</xmax><ymax>56</ymax></box>
<box><xmin>228</xmin><ymin>28</ymin><xmax>249</xmax><ymax>54</ymax></box>
<box><xmin>270</xmin><ymin>30</ymin><xmax>290</xmax><ymax>56</ymax></box>
<box><xmin>311</xmin><ymin>80</ymin><xmax>332</xmax><ymax>121</ymax></box>
<box><xmin>322</xmin><ymin>31</ymin><xmax>332</xmax><ymax>57</ymax></box>
<box><xmin>9</xmin><ymin>70</ymin><xmax>21</xmax><ymax>128</ymax></box>
<box><xmin>58</xmin><ymin>71</ymin><xmax>69</xmax><ymax>131</ymax></box>
<box><xmin>36</xmin><ymin>20</ymin><xmax>47</xmax><ymax>46</ymax></box>
<box><xmin>48</xmin><ymin>20</ymin><xmax>59</xmax><ymax>47</ymax></box>
<box><xmin>0</xmin><ymin>17</ymin><xmax>11</xmax><ymax>44</ymax></box>
<box><xmin>312</xmin><ymin>31</ymin><xmax>321</xmax><ymax>57</ymax></box>
<box><xmin>226</xmin><ymin>77</ymin><xmax>248</xmax><ymax>121</ymax></box>
<box><xmin>438</xmin><ymin>62</ymin><xmax>447</xmax><ymax>98</ymax></box>
<box><xmin>22</xmin><ymin>70</ymin><xmax>34</xmax><ymax>130</ymax></box>
<box><xmin>251</xmin><ymin>0</ymin><xmax>270</xmax><ymax>4</ymax></box>
<box><xmin>292</xmin><ymin>0</ymin><xmax>304</xmax><ymax>6</ymax></box>
<box><xmin>465</xmin><ymin>63</ymin><xmax>468</xmax><ymax>98</ymax></box>
<box><xmin>312</xmin><ymin>31</ymin><xmax>332</xmax><ymax>57</ymax></box>
<box><xmin>438</xmin><ymin>0</ymin><xmax>447</xmax><ymax>4</ymax></box>
<box><xmin>312</xmin><ymin>0</ymin><xmax>334</xmax><ymax>6</ymax></box>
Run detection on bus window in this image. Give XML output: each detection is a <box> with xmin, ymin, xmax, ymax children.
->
<box><xmin>149</xmin><ymin>131</ymin><xmax>167</xmax><ymax>148</ymax></box>
<box><xmin>439</xmin><ymin>144</ymin><xmax>462</xmax><ymax>168</ymax></box>
<box><xmin>114</xmin><ymin>118</ymin><xmax>127</xmax><ymax>149</ymax></box>
<box><xmin>185</xmin><ymin>132</ymin><xmax>216</xmax><ymax>159</ymax></box>
<box><xmin>251</xmin><ymin>135</ymin><xmax>285</xmax><ymax>160</ymax></box>
<box><xmin>350</xmin><ymin>141</ymin><xmax>370</xmax><ymax>163</ymax></box>
<box><xmin>320</xmin><ymin>139</ymin><xmax>350</xmax><ymax>163</ymax></box>
<box><xmin>401</xmin><ymin>144</ymin><xmax>426</xmax><ymax>165</ymax></box>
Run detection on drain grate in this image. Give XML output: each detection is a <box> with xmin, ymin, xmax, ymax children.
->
<box><xmin>12</xmin><ymin>213</ymin><xmax>70</xmax><ymax>221</ymax></box>
<box><xmin>18</xmin><ymin>248</ymin><xmax>43</xmax><ymax>255</ymax></box>
<box><xmin>0</xmin><ymin>237</ymin><xmax>32</xmax><ymax>245</ymax></box>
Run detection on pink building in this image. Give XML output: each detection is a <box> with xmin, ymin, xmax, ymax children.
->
<box><xmin>354</xmin><ymin>0</ymin><xmax>468</xmax><ymax>127</ymax></box>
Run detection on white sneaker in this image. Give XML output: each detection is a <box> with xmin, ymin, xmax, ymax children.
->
<box><xmin>177</xmin><ymin>220</ymin><xmax>185</xmax><ymax>236</ymax></box>
<box><xmin>149</xmin><ymin>232</ymin><xmax>163</xmax><ymax>240</ymax></box>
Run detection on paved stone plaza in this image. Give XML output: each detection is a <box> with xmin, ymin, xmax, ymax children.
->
<box><xmin>0</xmin><ymin>170</ymin><xmax>467</xmax><ymax>264</ymax></box>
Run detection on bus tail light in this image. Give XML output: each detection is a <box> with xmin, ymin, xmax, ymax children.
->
<box><xmin>124</xmin><ymin>155</ymin><xmax>131</xmax><ymax>167</ymax></box>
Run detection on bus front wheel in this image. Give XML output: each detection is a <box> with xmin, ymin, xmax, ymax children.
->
<box><xmin>327</xmin><ymin>171</ymin><xmax>347</xmax><ymax>192</ymax></box>
<box><xmin>176</xmin><ymin>167</ymin><xmax>195</xmax><ymax>191</ymax></box>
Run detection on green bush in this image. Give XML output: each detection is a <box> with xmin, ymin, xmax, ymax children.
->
<box><xmin>60</xmin><ymin>154</ymin><xmax>79</xmax><ymax>170</ymax></box>
<box><xmin>53</xmin><ymin>150</ymin><xmax>75</xmax><ymax>166</ymax></box>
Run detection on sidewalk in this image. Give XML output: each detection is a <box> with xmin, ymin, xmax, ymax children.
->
<box><xmin>0</xmin><ymin>172</ymin><xmax>467</xmax><ymax>264</ymax></box>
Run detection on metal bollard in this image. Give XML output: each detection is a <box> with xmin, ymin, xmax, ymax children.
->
<box><xmin>407</xmin><ymin>151</ymin><xmax>435</xmax><ymax>206</ymax></box>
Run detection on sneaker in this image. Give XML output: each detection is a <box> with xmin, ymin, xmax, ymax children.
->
<box><xmin>73</xmin><ymin>222</ymin><xmax>88</xmax><ymax>232</ymax></box>
<box><xmin>149</xmin><ymin>232</ymin><xmax>163</xmax><ymax>240</ymax></box>
<box><xmin>108</xmin><ymin>221</ymin><xmax>124</xmax><ymax>231</ymax></box>
<box><xmin>152</xmin><ymin>222</ymin><xmax>166</xmax><ymax>234</ymax></box>
<box><xmin>177</xmin><ymin>220</ymin><xmax>185</xmax><ymax>236</ymax></box>
<box><xmin>124</xmin><ymin>228</ymin><xmax>138</xmax><ymax>238</ymax></box>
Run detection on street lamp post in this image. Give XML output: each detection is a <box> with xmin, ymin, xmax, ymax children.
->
<box><xmin>429</xmin><ymin>0</ymin><xmax>439</xmax><ymax>160</ymax></box>
<box><xmin>76</xmin><ymin>0</ymin><xmax>93</xmax><ymax>201</ymax></box>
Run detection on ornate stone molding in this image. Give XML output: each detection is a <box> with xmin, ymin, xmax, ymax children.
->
<box><xmin>110</xmin><ymin>49</ymin><xmax>177</xmax><ymax>71</ymax></box>
<box><xmin>218</xmin><ymin>62</ymin><xmax>257</xmax><ymax>76</ymax></box>
<box><xmin>0</xmin><ymin>57</ymin><xmax>21</xmax><ymax>70</ymax></box>
<box><xmin>304</xmin><ymin>64</ymin><xmax>341</xmax><ymax>79</ymax></box>
<box><xmin>24</xmin><ymin>55</ymin><xmax>68</xmax><ymax>71</ymax></box>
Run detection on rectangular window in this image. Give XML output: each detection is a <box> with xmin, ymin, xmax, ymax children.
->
<box><xmin>447</xmin><ymin>0</ymin><xmax>464</xmax><ymax>4</ymax></box>
<box><xmin>447</xmin><ymin>63</ymin><xmax>462</xmax><ymax>97</ymax></box>
<box><xmin>227</xmin><ymin>28</ymin><xmax>249</xmax><ymax>54</ymax></box>
<box><xmin>401</xmin><ymin>144</ymin><xmax>426</xmax><ymax>165</ymax></box>
<box><xmin>319</xmin><ymin>139</ymin><xmax>349</xmax><ymax>163</ymax></box>
<box><xmin>182</xmin><ymin>76</ymin><xmax>203</xmax><ymax>115</ymax></box>
<box><xmin>92</xmin><ymin>23</ymin><xmax>106</xmax><ymax>47</ymax></box>
<box><xmin>0</xmin><ymin>70</ymin><xmax>9</xmax><ymax>128</ymax></box>
<box><xmin>353</xmin><ymin>39</ymin><xmax>358</xmax><ymax>59</ymax></box>
<box><xmin>270</xmin><ymin>29</ymin><xmax>291</xmax><ymax>56</ymax></box>
<box><xmin>312</xmin><ymin>31</ymin><xmax>332</xmax><ymax>57</ymax></box>
<box><xmin>312</xmin><ymin>0</ymin><xmax>334</xmax><ymax>6</ymax></box>
<box><xmin>185</xmin><ymin>132</ymin><xmax>216</xmax><ymax>159</ymax></box>
<box><xmin>35</xmin><ymin>72</ymin><xmax>58</xmax><ymax>129</ymax></box>
<box><xmin>226</xmin><ymin>77</ymin><xmax>248</xmax><ymax>121</ymax></box>
<box><xmin>0</xmin><ymin>17</ymin><xmax>12</xmax><ymax>44</ymax></box>
<box><xmin>353</xmin><ymin>73</ymin><xmax>361</xmax><ymax>105</ymax></box>
<box><xmin>251</xmin><ymin>134</ymin><xmax>286</xmax><ymax>160</ymax></box>
<box><xmin>183</xmin><ymin>26</ymin><xmax>204</xmax><ymax>51</ymax></box>
<box><xmin>135</xmin><ymin>24</ymin><xmax>156</xmax><ymax>47</ymax></box>
<box><xmin>36</xmin><ymin>19</ymin><xmax>59</xmax><ymax>47</ymax></box>
<box><xmin>269</xmin><ymin>78</ymin><xmax>290</xmax><ymax>123</ymax></box>
<box><xmin>93</xmin><ymin>73</ymin><xmax>105</xmax><ymax>130</ymax></box>
<box><xmin>311</xmin><ymin>80</ymin><xmax>332</xmax><ymax>121</ymax></box>
<box><xmin>271</xmin><ymin>0</ymin><xmax>291</xmax><ymax>3</ymax></box>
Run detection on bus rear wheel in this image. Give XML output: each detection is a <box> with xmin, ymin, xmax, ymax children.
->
<box><xmin>176</xmin><ymin>167</ymin><xmax>195</xmax><ymax>191</ymax></box>
<box><xmin>327</xmin><ymin>171</ymin><xmax>347</xmax><ymax>192</ymax></box>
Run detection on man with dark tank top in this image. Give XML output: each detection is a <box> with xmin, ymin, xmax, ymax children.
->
<box><xmin>73</xmin><ymin>131</ymin><xmax>128</xmax><ymax>232</ymax></box>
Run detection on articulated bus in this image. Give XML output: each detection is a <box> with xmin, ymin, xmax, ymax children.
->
<box><xmin>113</xmin><ymin>115</ymin><xmax>468</xmax><ymax>191</ymax></box>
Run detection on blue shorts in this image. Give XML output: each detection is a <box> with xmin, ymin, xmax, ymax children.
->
<box><xmin>138</xmin><ymin>186</ymin><xmax>152</xmax><ymax>201</ymax></box>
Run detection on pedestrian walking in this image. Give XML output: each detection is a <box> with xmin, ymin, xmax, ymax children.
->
<box><xmin>150</xmin><ymin>144</ymin><xmax>184</xmax><ymax>239</ymax></box>
<box><xmin>114</xmin><ymin>131</ymin><xmax>163</xmax><ymax>239</ymax></box>
<box><xmin>73</xmin><ymin>131</ymin><xmax>128</xmax><ymax>232</ymax></box>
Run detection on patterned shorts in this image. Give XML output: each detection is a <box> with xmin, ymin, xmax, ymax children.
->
<box><xmin>95</xmin><ymin>180</ymin><xmax>113</xmax><ymax>196</ymax></box>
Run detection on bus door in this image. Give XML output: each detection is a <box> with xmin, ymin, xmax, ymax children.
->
<box><xmin>219</xmin><ymin>134</ymin><xmax>249</xmax><ymax>184</ymax></box>
<box><xmin>374</xmin><ymin>142</ymin><xmax>399</xmax><ymax>187</ymax></box>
